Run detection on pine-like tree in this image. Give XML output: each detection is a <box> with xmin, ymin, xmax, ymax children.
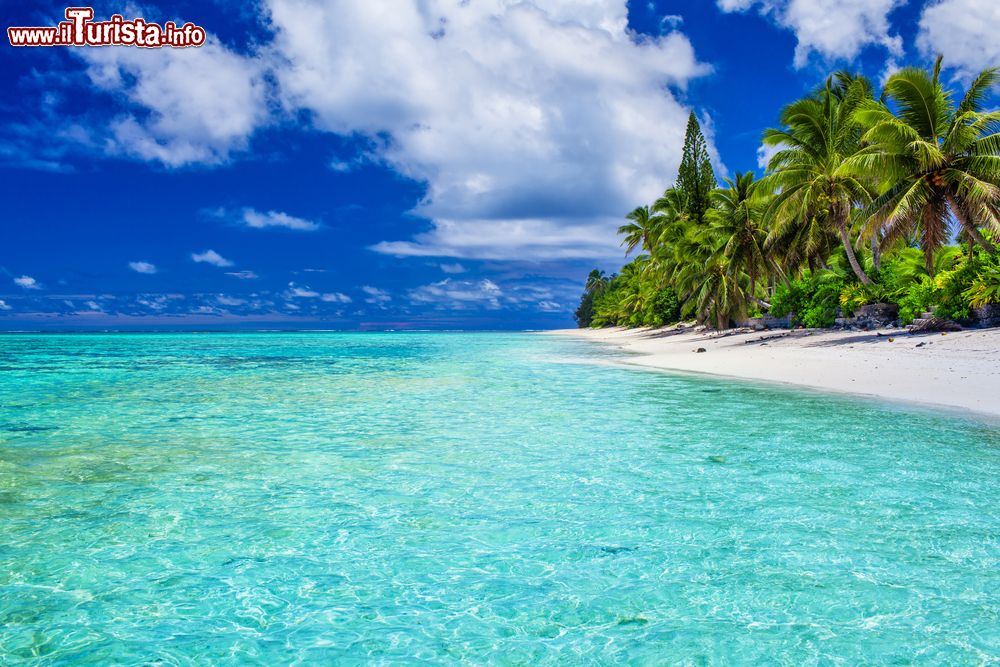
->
<box><xmin>676</xmin><ymin>112</ymin><xmax>716</xmax><ymax>225</ymax></box>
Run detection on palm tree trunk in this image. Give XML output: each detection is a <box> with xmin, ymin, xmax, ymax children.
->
<box><xmin>947</xmin><ymin>193</ymin><xmax>996</xmax><ymax>256</ymax></box>
<box><xmin>871</xmin><ymin>235</ymin><xmax>881</xmax><ymax>273</ymax></box>
<box><xmin>837</xmin><ymin>221</ymin><xmax>873</xmax><ymax>285</ymax></box>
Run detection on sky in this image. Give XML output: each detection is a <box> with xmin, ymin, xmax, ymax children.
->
<box><xmin>1</xmin><ymin>0</ymin><xmax>998</xmax><ymax>330</ymax></box>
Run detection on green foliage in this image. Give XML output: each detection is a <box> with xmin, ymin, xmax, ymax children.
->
<box><xmin>676</xmin><ymin>113</ymin><xmax>716</xmax><ymax>225</ymax></box>
<box><xmin>577</xmin><ymin>60</ymin><xmax>1000</xmax><ymax>332</ymax></box>
<box><xmin>839</xmin><ymin>281</ymin><xmax>909</xmax><ymax>315</ymax></box>
<box><xmin>897</xmin><ymin>259</ymin><xmax>980</xmax><ymax>324</ymax></box>
<box><xmin>647</xmin><ymin>287</ymin><xmax>681</xmax><ymax>326</ymax></box>
<box><xmin>585</xmin><ymin>259</ymin><xmax>682</xmax><ymax>328</ymax></box>
<box><xmin>770</xmin><ymin>272</ymin><xmax>845</xmax><ymax>328</ymax></box>
<box><xmin>574</xmin><ymin>269</ymin><xmax>608</xmax><ymax>328</ymax></box>
<box><xmin>964</xmin><ymin>267</ymin><xmax>1000</xmax><ymax>308</ymax></box>
<box><xmin>897</xmin><ymin>277</ymin><xmax>938</xmax><ymax>325</ymax></box>
<box><xmin>848</xmin><ymin>57</ymin><xmax>1000</xmax><ymax>270</ymax></box>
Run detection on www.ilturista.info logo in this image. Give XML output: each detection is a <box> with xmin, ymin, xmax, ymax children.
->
<box><xmin>8</xmin><ymin>7</ymin><xmax>206</xmax><ymax>48</ymax></box>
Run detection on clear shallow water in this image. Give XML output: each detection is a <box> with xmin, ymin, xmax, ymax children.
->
<box><xmin>0</xmin><ymin>332</ymin><xmax>998</xmax><ymax>665</ymax></box>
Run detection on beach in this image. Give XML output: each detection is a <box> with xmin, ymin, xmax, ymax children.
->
<box><xmin>546</xmin><ymin>326</ymin><xmax>1000</xmax><ymax>418</ymax></box>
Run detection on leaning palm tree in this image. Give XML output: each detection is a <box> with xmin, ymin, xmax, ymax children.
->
<box><xmin>709</xmin><ymin>172</ymin><xmax>778</xmax><ymax>306</ymax></box>
<box><xmin>761</xmin><ymin>77</ymin><xmax>876</xmax><ymax>285</ymax></box>
<box><xmin>848</xmin><ymin>57</ymin><xmax>1000</xmax><ymax>274</ymax></box>
<box><xmin>617</xmin><ymin>205</ymin><xmax>664</xmax><ymax>256</ymax></box>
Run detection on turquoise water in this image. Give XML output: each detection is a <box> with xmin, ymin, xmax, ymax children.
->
<box><xmin>0</xmin><ymin>332</ymin><xmax>998</xmax><ymax>664</ymax></box>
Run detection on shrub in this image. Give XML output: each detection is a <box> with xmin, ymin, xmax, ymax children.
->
<box><xmin>644</xmin><ymin>287</ymin><xmax>681</xmax><ymax>326</ymax></box>
<box><xmin>770</xmin><ymin>272</ymin><xmax>843</xmax><ymax>328</ymax></box>
<box><xmin>898</xmin><ymin>277</ymin><xmax>937</xmax><ymax>324</ymax></box>
<box><xmin>963</xmin><ymin>266</ymin><xmax>1000</xmax><ymax>309</ymax></box>
<box><xmin>838</xmin><ymin>282</ymin><xmax>905</xmax><ymax>316</ymax></box>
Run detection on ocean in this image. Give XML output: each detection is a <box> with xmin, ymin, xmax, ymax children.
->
<box><xmin>1</xmin><ymin>332</ymin><xmax>997</xmax><ymax>663</ymax></box>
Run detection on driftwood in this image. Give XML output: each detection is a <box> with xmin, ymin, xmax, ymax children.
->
<box><xmin>907</xmin><ymin>317</ymin><xmax>962</xmax><ymax>332</ymax></box>
<box><xmin>745</xmin><ymin>332</ymin><xmax>791</xmax><ymax>345</ymax></box>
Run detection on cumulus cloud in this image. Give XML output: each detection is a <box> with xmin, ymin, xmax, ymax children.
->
<box><xmin>79</xmin><ymin>38</ymin><xmax>267</xmax><ymax>166</ymax></box>
<box><xmin>361</xmin><ymin>286</ymin><xmax>392</xmax><ymax>306</ymax></box>
<box><xmin>13</xmin><ymin>275</ymin><xmax>41</xmax><ymax>290</ymax></box>
<box><xmin>407</xmin><ymin>278</ymin><xmax>503</xmax><ymax>309</ymax></box>
<box><xmin>440</xmin><ymin>263</ymin><xmax>466</xmax><ymax>274</ymax></box>
<box><xmin>267</xmin><ymin>0</ymin><xmax>712</xmax><ymax>259</ymax></box>
<box><xmin>191</xmin><ymin>250</ymin><xmax>234</xmax><ymax>267</ymax></box>
<box><xmin>0</xmin><ymin>299</ymin><xmax>11</xmax><ymax>310</ymax></box>
<box><xmin>717</xmin><ymin>0</ymin><xmax>904</xmax><ymax>68</ymax></box>
<box><xmin>917</xmin><ymin>0</ymin><xmax>1000</xmax><ymax>80</ymax></box>
<box><xmin>128</xmin><ymin>261</ymin><xmax>157</xmax><ymax>274</ymax></box>
<box><xmin>371</xmin><ymin>217</ymin><xmax>624</xmax><ymax>260</ymax></box>
<box><xmin>22</xmin><ymin>1</ymin><xmax>720</xmax><ymax>261</ymax></box>
<box><xmin>321</xmin><ymin>292</ymin><xmax>352</xmax><ymax>303</ymax></box>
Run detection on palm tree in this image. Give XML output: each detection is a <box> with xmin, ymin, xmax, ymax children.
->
<box><xmin>690</xmin><ymin>257</ymin><xmax>748</xmax><ymax>329</ymax></box>
<box><xmin>585</xmin><ymin>269</ymin><xmax>609</xmax><ymax>294</ymax></box>
<box><xmin>849</xmin><ymin>57</ymin><xmax>1000</xmax><ymax>274</ymax></box>
<box><xmin>709</xmin><ymin>172</ymin><xmax>777</xmax><ymax>307</ymax></box>
<box><xmin>665</xmin><ymin>223</ymin><xmax>725</xmax><ymax>324</ymax></box>
<box><xmin>617</xmin><ymin>205</ymin><xmax>664</xmax><ymax>256</ymax></box>
<box><xmin>761</xmin><ymin>77</ymin><xmax>876</xmax><ymax>285</ymax></box>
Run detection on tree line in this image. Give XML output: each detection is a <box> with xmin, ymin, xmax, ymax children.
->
<box><xmin>576</xmin><ymin>57</ymin><xmax>1000</xmax><ymax>330</ymax></box>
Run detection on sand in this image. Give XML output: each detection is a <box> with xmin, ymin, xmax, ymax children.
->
<box><xmin>545</xmin><ymin>325</ymin><xmax>1000</xmax><ymax>419</ymax></box>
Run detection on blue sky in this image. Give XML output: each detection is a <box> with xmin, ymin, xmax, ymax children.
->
<box><xmin>1</xmin><ymin>0</ymin><xmax>996</xmax><ymax>330</ymax></box>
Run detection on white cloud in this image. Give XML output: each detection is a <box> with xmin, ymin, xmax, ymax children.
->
<box><xmin>80</xmin><ymin>38</ymin><xmax>267</xmax><ymax>165</ymax></box>
<box><xmin>917</xmin><ymin>0</ymin><xmax>1000</xmax><ymax>80</ymax></box>
<box><xmin>128</xmin><ymin>260</ymin><xmax>157</xmax><ymax>274</ymax></box>
<box><xmin>26</xmin><ymin>1</ymin><xmax>721</xmax><ymax>262</ymax></box>
<box><xmin>440</xmin><ymin>263</ymin><xmax>466</xmax><ymax>274</ymax></box>
<box><xmin>283</xmin><ymin>284</ymin><xmax>351</xmax><ymax>302</ymax></box>
<box><xmin>330</xmin><ymin>159</ymin><xmax>358</xmax><ymax>172</ymax></box>
<box><xmin>286</xmin><ymin>284</ymin><xmax>320</xmax><ymax>298</ymax></box>
<box><xmin>660</xmin><ymin>14</ymin><xmax>684</xmax><ymax>29</ymax></box>
<box><xmin>371</xmin><ymin>217</ymin><xmax>623</xmax><ymax>260</ymax></box>
<box><xmin>267</xmin><ymin>0</ymin><xmax>712</xmax><ymax>259</ymax></box>
<box><xmin>226</xmin><ymin>270</ymin><xmax>259</xmax><ymax>279</ymax></box>
<box><xmin>13</xmin><ymin>275</ymin><xmax>41</xmax><ymax>290</ymax></box>
<box><xmin>537</xmin><ymin>300</ymin><xmax>564</xmax><ymax>311</ymax></box>
<box><xmin>191</xmin><ymin>250</ymin><xmax>234</xmax><ymax>267</ymax></box>
<box><xmin>408</xmin><ymin>278</ymin><xmax>503</xmax><ymax>309</ymax></box>
<box><xmin>717</xmin><ymin>0</ymin><xmax>904</xmax><ymax>68</ymax></box>
<box><xmin>879</xmin><ymin>58</ymin><xmax>902</xmax><ymax>86</ymax></box>
<box><xmin>361</xmin><ymin>286</ymin><xmax>392</xmax><ymax>305</ymax></box>
<box><xmin>756</xmin><ymin>142</ymin><xmax>784</xmax><ymax>170</ymax></box>
<box><xmin>0</xmin><ymin>299</ymin><xmax>11</xmax><ymax>310</ymax></box>
<box><xmin>137</xmin><ymin>293</ymin><xmax>184</xmax><ymax>311</ymax></box>
<box><xmin>216</xmin><ymin>295</ymin><xmax>247</xmax><ymax>306</ymax></box>
<box><xmin>240</xmin><ymin>208</ymin><xmax>321</xmax><ymax>231</ymax></box>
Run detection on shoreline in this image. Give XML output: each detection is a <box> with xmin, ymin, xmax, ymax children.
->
<box><xmin>544</xmin><ymin>325</ymin><xmax>1000</xmax><ymax>419</ymax></box>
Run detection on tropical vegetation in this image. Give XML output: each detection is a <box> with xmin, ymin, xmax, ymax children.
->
<box><xmin>576</xmin><ymin>57</ymin><xmax>1000</xmax><ymax>330</ymax></box>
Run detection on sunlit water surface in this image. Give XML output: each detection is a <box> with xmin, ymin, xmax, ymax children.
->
<box><xmin>0</xmin><ymin>332</ymin><xmax>998</xmax><ymax>664</ymax></box>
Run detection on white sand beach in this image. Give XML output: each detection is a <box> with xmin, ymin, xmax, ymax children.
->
<box><xmin>546</xmin><ymin>326</ymin><xmax>1000</xmax><ymax>418</ymax></box>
